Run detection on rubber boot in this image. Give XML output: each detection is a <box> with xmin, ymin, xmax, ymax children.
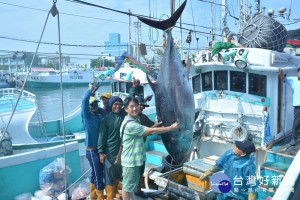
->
<box><xmin>114</xmin><ymin>179</ymin><xmax>122</xmax><ymax>199</ymax></box>
<box><xmin>90</xmin><ymin>183</ymin><xmax>97</xmax><ymax>200</ymax></box>
<box><xmin>106</xmin><ymin>185</ymin><xmax>114</xmax><ymax>200</ymax></box>
<box><xmin>95</xmin><ymin>189</ymin><xmax>105</xmax><ymax>200</ymax></box>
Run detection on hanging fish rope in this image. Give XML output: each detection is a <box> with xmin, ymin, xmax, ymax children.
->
<box><xmin>52</xmin><ymin>2</ymin><xmax>69</xmax><ymax>199</ymax></box>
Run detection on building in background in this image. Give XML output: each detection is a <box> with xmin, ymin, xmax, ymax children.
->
<box><xmin>103</xmin><ymin>33</ymin><xmax>133</xmax><ymax>57</ymax></box>
<box><xmin>0</xmin><ymin>52</ymin><xmax>26</xmax><ymax>73</ymax></box>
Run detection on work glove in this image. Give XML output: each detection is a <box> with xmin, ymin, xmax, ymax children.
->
<box><xmin>199</xmin><ymin>165</ymin><xmax>219</xmax><ymax>181</ymax></box>
<box><xmin>248</xmin><ymin>192</ymin><xmax>256</xmax><ymax>200</ymax></box>
<box><xmin>89</xmin><ymin>82</ymin><xmax>101</xmax><ymax>96</ymax></box>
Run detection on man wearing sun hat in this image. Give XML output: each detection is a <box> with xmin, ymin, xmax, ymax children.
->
<box><xmin>200</xmin><ymin>139</ymin><xmax>257</xmax><ymax>200</ymax></box>
<box><xmin>81</xmin><ymin>84</ymin><xmax>105</xmax><ymax>200</ymax></box>
<box><xmin>99</xmin><ymin>92</ymin><xmax>112</xmax><ymax>117</ymax></box>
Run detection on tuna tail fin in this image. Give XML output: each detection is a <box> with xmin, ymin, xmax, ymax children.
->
<box><xmin>137</xmin><ymin>0</ymin><xmax>187</xmax><ymax>31</ymax></box>
<box><xmin>146</xmin><ymin>74</ymin><xmax>156</xmax><ymax>92</ymax></box>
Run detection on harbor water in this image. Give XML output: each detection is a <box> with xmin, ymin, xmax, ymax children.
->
<box><xmin>27</xmin><ymin>84</ymin><xmax>111</xmax><ymax>121</ymax></box>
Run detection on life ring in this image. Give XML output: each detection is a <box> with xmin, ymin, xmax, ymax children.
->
<box><xmin>231</xmin><ymin>125</ymin><xmax>248</xmax><ymax>141</ymax></box>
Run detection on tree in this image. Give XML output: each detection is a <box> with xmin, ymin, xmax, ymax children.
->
<box><xmin>24</xmin><ymin>53</ymin><xmax>40</xmax><ymax>67</ymax></box>
<box><xmin>0</xmin><ymin>65</ymin><xmax>7</xmax><ymax>70</ymax></box>
<box><xmin>90</xmin><ymin>57</ymin><xmax>115</xmax><ymax>68</ymax></box>
<box><xmin>41</xmin><ymin>63</ymin><xmax>56</xmax><ymax>69</ymax></box>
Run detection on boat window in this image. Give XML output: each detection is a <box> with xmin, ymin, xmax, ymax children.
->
<box><xmin>214</xmin><ymin>71</ymin><xmax>228</xmax><ymax>90</ymax></box>
<box><xmin>119</xmin><ymin>82</ymin><xmax>125</xmax><ymax>93</ymax></box>
<box><xmin>192</xmin><ymin>75</ymin><xmax>201</xmax><ymax>93</ymax></box>
<box><xmin>202</xmin><ymin>72</ymin><xmax>212</xmax><ymax>91</ymax></box>
<box><xmin>249</xmin><ymin>73</ymin><xmax>267</xmax><ymax>97</ymax></box>
<box><xmin>230</xmin><ymin>71</ymin><xmax>246</xmax><ymax>93</ymax></box>
<box><xmin>113</xmin><ymin>82</ymin><xmax>118</xmax><ymax>92</ymax></box>
<box><xmin>120</xmin><ymin>73</ymin><xmax>126</xmax><ymax>79</ymax></box>
<box><xmin>126</xmin><ymin>82</ymin><xmax>133</xmax><ymax>93</ymax></box>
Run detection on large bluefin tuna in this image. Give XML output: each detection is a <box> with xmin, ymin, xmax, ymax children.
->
<box><xmin>138</xmin><ymin>0</ymin><xmax>195</xmax><ymax>165</ymax></box>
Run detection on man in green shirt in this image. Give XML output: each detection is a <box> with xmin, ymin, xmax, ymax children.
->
<box><xmin>97</xmin><ymin>96</ymin><xmax>126</xmax><ymax>200</ymax></box>
<box><xmin>120</xmin><ymin>96</ymin><xmax>179</xmax><ymax>200</ymax></box>
<box><xmin>134</xmin><ymin>95</ymin><xmax>160</xmax><ymax>198</ymax></box>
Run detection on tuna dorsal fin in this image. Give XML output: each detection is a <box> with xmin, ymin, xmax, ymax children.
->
<box><xmin>146</xmin><ymin>74</ymin><xmax>156</xmax><ymax>92</ymax></box>
<box><xmin>137</xmin><ymin>0</ymin><xmax>187</xmax><ymax>31</ymax></box>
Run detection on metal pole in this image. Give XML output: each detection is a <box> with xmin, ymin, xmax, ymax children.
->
<box><xmin>211</xmin><ymin>3</ymin><xmax>214</xmax><ymax>43</ymax></box>
<box><xmin>128</xmin><ymin>9</ymin><xmax>131</xmax><ymax>56</ymax></box>
<box><xmin>170</xmin><ymin>0</ymin><xmax>175</xmax><ymax>15</ymax></box>
<box><xmin>222</xmin><ymin>0</ymin><xmax>227</xmax><ymax>28</ymax></box>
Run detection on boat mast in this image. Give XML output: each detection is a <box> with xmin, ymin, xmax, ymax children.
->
<box><xmin>128</xmin><ymin>9</ymin><xmax>131</xmax><ymax>56</ymax></box>
<box><xmin>171</xmin><ymin>0</ymin><xmax>175</xmax><ymax>15</ymax></box>
<box><xmin>222</xmin><ymin>0</ymin><xmax>227</xmax><ymax>28</ymax></box>
<box><xmin>211</xmin><ymin>2</ymin><xmax>214</xmax><ymax>43</ymax></box>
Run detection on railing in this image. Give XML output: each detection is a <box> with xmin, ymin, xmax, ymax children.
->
<box><xmin>0</xmin><ymin>88</ymin><xmax>36</xmax><ymax>113</ymax></box>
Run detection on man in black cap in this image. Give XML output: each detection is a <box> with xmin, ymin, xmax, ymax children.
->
<box><xmin>200</xmin><ymin>140</ymin><xmax>257</xmax><ymax>200</ymax></box>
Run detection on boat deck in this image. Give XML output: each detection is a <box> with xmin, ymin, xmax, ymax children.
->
<box><xmin>0</xmin><ymin>96</ymin><xmax>35</xmax><ymax>113</ymax></box>
<box><xmin>269</xmin><ymin>135</ymin><xmax>300</xmax><ymax>156</ymax></box>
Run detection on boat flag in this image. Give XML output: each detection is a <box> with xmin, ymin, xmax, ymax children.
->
<box><xmin>114</xmin><ymin>53</ymin><xmax>158</xmax><ymax>79</ymax></box>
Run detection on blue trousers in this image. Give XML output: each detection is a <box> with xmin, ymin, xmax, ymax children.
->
<box><xmin>86</xmin><ymin>149</ymin><xmax>105</xmax><ymax>190</ymax></box>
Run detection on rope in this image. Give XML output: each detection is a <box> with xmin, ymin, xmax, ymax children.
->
<box><xmin>0</xmin><ymin>0</ymin><xmax>53</xmax><ymax>142</ymax></box>
<box><xmin>54</xmin><ymin>3</ymin><xmax>68</xmax><ymax>199</ymax></box>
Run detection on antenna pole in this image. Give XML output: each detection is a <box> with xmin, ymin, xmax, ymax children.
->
<box><xmin>222</xmin><ymin>0</ymin><xmax>227</xmax><ymax>28</ymax></box>
<box><xmin>171</xmin><ymin>0</ymin><xmax>175</xmax><ymax>15</ymax></box>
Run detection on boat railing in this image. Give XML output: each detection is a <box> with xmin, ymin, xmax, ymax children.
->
<box><xmin>0</xmin><ymin>88</ymin><xmax>36</xmax><ymax>113</ymax></box>
<box><xmin>273</xmin><ymin>150</ymin><xmax>300</xmax><ymax>199</ymax></box>
<box><xmin>0</xmin><ymin>88</ymin><xmax>36</xmax><ymax>99</ymax></box>
<box><xmin>112</xmin><ymin>92</ymin><xmax>130</xmax><ymax>100</ymax></box>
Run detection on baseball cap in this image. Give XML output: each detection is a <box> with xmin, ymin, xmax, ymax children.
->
<box><xmin>100</xmin><ymin>93</ymin><xmax>112</xmax><ymax>100</ymax></box>
<box><xmin>89</xmin><ymin>96</ymin><xmax>98</xmax><ymax>104</ymax></box>
<box><xmin>235</xmin><ymin>140</ymin><xmax>256</xmax><ymax>155</ymax></box>
<box><xmin>136</xmin><ymin>96</ymin><xmax>149</xmax><ymax>107</ymax></box>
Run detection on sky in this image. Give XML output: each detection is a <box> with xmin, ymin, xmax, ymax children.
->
<box><xmin>0</xmin><ymin>0</ymin><xmax>299</xmax><ymax>66</ymax></box>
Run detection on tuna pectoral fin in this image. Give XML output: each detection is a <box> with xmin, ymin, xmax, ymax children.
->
<box><xmin>146</xmin><ymin>74</ymin><xmax>156</xmax><ymax>92</ymax></box>
<box><xmin>137</xmin><ymin>0</ymin><xmax>187</xmax><ymax>31</ymax></box>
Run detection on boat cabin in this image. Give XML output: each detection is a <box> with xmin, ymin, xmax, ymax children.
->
<box><xmin>190</xmin><ymin>48</ymin><xmax>300</xmax><ymax>150</ymax></box>
<box><xmin>108</xmin><ymin>63</ymin><xmax>156</xmax><ymax>107</ymax></box>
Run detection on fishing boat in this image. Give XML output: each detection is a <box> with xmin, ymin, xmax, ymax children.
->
<box><xmin>26</xmin><ymin>68</ymin><xmax>113</xmax><ymax>88</ymax></box>
<box><xmin>136</xmin><ymin>0</ymin><xmax>300</xmax><ymax>198</ymax></box>
<box><xmin>0</xmin><ymin>88</ymin><xmax>88</xmax><ymax>199</ymax></box>
<box><xmin>0</xmin><ymin>88</ymin><xmax>37</xmax><ymax>144</ymax></box>
<box><xmin>142</xmin><ymin>43</ymin><xmax>300</xmax><ymax>200</ymax></box>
